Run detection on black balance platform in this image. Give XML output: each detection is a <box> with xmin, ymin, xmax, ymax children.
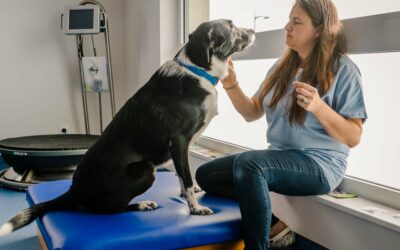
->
<box><xmin>0</xmin><ymin>134</ymin><xmax>99</xmax><ymax>190</ymax></box>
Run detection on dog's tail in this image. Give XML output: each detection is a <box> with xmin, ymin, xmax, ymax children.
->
<box><xmin>0</xmin><ymin>189</ymin><xmax>77</xmax><ymax>236</ymax></box>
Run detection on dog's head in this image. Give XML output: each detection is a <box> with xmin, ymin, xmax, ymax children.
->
<box><xmin>185</xmin><ymin>19</ymin><xmax>255</xmax><ymax>73</ymax></box>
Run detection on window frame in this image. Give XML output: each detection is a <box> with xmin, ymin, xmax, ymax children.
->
<box><xmin>178</xmin><ymin>0</ymin><xmax>188</xmax><ymax>44</ymax></box>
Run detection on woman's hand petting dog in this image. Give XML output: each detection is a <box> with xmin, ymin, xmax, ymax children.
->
<box><xmin>221</xmin><ymin>58</ymin><xmax>238</xmax><ymax>89</ymax></box>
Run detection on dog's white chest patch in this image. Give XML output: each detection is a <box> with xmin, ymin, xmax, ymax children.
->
<box><xmin>199</xmin><ymin>78</ymin><xmax>218</xmax><ymax>123</ymax></box>
<box><xmin>189</xmin><ymin>78</ymin><xmax>218</xmax><ymax>145</ymax></box>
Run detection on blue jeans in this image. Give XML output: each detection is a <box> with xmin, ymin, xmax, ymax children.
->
<box><xmin>195</xmin><ymin>149</ymin><xmax>330</xmax><ymax>250</ymax></box>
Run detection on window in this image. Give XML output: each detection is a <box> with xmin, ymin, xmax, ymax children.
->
<box><xmin>205</xmin><ymin>59</ymin><xmax>272</xmax><ymax>150</ymax></box>
<box><xmin>210</xmin><ymin>0</ymin><xmax>400</xmax><ymax>33</ymax></box>
<box><xmin>346</xmin><ymin>53</ymin><xmax>400</xmax><ymax>190</ymax></box>
<box><xmin>183</xmin><ymin>0</ymin><xmax>400</xmax><ymax>190</ymax></box>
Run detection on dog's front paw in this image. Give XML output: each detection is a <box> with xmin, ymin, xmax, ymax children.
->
<box><xmin>194</xmin><ymin>184</ymin><xmax>202</xmax><ymax>193</ymax></box>
<box><xmin>190</xmin><ymin>205</ymin><xmax>214</xmax><ymax>215</ymax></box>
<box><xmin>136</xmin><ymin>200</ymin><xmax>158</xmax><ymax>211</ymax></box>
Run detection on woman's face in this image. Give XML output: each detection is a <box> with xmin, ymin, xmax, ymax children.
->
<box><xmin>285</xmin><ymin>1</ymin><xmax>320</xmax><ymax>58</ymax></box>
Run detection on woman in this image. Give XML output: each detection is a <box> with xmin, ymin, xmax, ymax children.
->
<box><xmin>195</xmin><ymin>0</ymin><xmax>367</xmax><ymax>249</ymax></box>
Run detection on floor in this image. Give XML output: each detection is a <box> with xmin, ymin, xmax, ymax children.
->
<box><xmin>0</xmin><ymin>160</ymin><xmax>326</xmax><ymax>250</ymax></box>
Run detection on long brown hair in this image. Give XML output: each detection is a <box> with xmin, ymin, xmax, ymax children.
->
<box><xmin>258</xmin><ymin>0</ymin><xmax>346</xmax><ymax>126</ymax></box>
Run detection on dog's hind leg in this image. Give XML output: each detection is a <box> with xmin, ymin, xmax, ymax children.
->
<box><xmin>122</xmin><ymin>161</ymin><xmax>158</xmax><ymax>212</ymax></box>
<box><xmin>170</xmin><ymin>136</ymin><xmax>213</xmax><ymax>215</ymax></box>
<box><xmin>90</xmin><ymin>161</ymin><xmax>158</xmax><ymax>214</ymax></box>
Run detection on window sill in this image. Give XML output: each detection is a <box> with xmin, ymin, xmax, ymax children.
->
<box><xmin>313</xmin><ymin>194</ymin><xmax>400</xmax><ymax>233</ymax></box>
<box><xmin>190</xmin><ymin>136</ymin><xmax>400</xmax><ymax>234</ymax></box>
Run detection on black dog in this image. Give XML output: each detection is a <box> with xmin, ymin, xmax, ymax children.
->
<box><xmin>0</xmin><ymin>19</ymin><xmax>254</xmax><ymax>235</ymax></box>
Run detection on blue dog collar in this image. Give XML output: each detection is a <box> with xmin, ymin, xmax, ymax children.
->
<box><xmin>175</xmin><ymin>60</ymin><xmax>219</xmax><ymax>86</ymax></box>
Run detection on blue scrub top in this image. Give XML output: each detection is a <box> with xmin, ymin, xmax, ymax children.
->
<box><xmin>255</xmin><ymin>55</ymin><xmax>368</xmax><ymax>190</ymax></box>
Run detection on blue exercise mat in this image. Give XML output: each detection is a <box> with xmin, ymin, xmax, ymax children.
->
<box><xmin>26</xmin><ymin>172</ymin><xmax>243</xmax><ymax>250</ymax></box>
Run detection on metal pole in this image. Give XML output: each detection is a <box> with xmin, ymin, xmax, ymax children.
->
<box><xmin>76</xmin><ymin>35</ymin><xmax>91</xmax><ymax>134</ymax></box>
<box><xmin>104</xmin><ymin>15</ymin><xmax>116</xmax><ymax>117</ymax></box>
<box><xmin>80</xmin><ymin>0</ymin><xmax>116</xmax><ymax>117</ymax></box>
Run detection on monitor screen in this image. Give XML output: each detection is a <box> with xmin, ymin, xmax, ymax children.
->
<box><xmin>69</xmin><ymin>9</ymin><xmax>94</xmax><ymax>30</ymax></box>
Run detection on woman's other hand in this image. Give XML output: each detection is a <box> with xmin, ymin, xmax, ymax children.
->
<box><xmin>293</xmin><ymin>81</ymin><xmax>323</xmax><ymax>113</ymax></box>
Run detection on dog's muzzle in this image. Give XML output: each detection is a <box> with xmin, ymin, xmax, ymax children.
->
<box><xmin>234</xmin><ymin>28</ymin><xmax>255</xmax><ymax>52</ymax></box>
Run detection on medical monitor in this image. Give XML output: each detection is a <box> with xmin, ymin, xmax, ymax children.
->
<box><xmin>63</xmin><ymin>5</ymin><xmax>100</xmax><ymax>34</ymax></box>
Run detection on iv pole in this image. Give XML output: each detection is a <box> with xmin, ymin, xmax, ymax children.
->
<box><xmin>77</xmin><ymin>0</ymin><xmax>116</xmax><ymax>134</ymax></box>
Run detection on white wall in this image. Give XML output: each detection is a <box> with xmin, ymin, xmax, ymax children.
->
<box><xmin>187</xmin><ymin>0</ymin><xmax>209</xmax><ymax>35</ymax></box>
<box><xmin>122</xmin><ymin>0</ymin><xmax>181</xmax><ymax>95</ymax></box>
<box><xmin>0</xmin><ymin>0</ymin><xmax>181</xmax><ymax>140</ymax></box>
<box><xmin>123</xmin><ymin>0</ymin><xmax>160</xmax><ymax>95</ymax></box>
<box><xmin>160</xmin><ymin>0</ymin><xmax>180</xmax><ymax>64</ymax></box>
<box><xmin>0</xmin><ymin>0</ymin><xmax>126</xmax><ymax>138</ymax></box>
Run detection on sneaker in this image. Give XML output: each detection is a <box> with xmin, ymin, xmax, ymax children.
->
<box><xmin>269</xmin><ymin>227</ymin><xmax>296</xmax><ymax>248</ymax></box>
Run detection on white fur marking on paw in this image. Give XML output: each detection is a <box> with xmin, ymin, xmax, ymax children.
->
<box><xmin>137</xmin><ymin>200</ymin><xmax>158</xmax><ymax>211</ymax></box>
<box><xmin>185</xmin><ymin>186</ymin><xmax>213</xmax><ymax>215</ymax></box>
<box><xmin>0</xmin><ymin>223</ymin><xmax>13</xmax><ymax>236</ymax></box>
<box><xmin>193</xmin><ymin>184</ymin><xmax>202</xmax><ymax>193</ymax></box>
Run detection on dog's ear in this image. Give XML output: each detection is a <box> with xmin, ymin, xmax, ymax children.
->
<box><xmin>210</xmin><ymin>32</ymin><xmax>225</xmax><ymax>48</ymax></box>
<box><xmin>211</xmin><ymin>32</ymin><xmax>235</xmax><ymax>59</ymax></box>
<box><xmin>185</xmin><ymin>28</ymin><xmax>213</xmax><ymax>70</ymax></box>
<box><xmin>202</xmin><ymin>28</ymin><xmax>219</xmax><ymax>68</ymax></box>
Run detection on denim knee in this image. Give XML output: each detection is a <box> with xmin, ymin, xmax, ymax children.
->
<box><xmin>233</xmin><ymin>152</ymin><xmax>264</xmax><ymax>185</ymax></box>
